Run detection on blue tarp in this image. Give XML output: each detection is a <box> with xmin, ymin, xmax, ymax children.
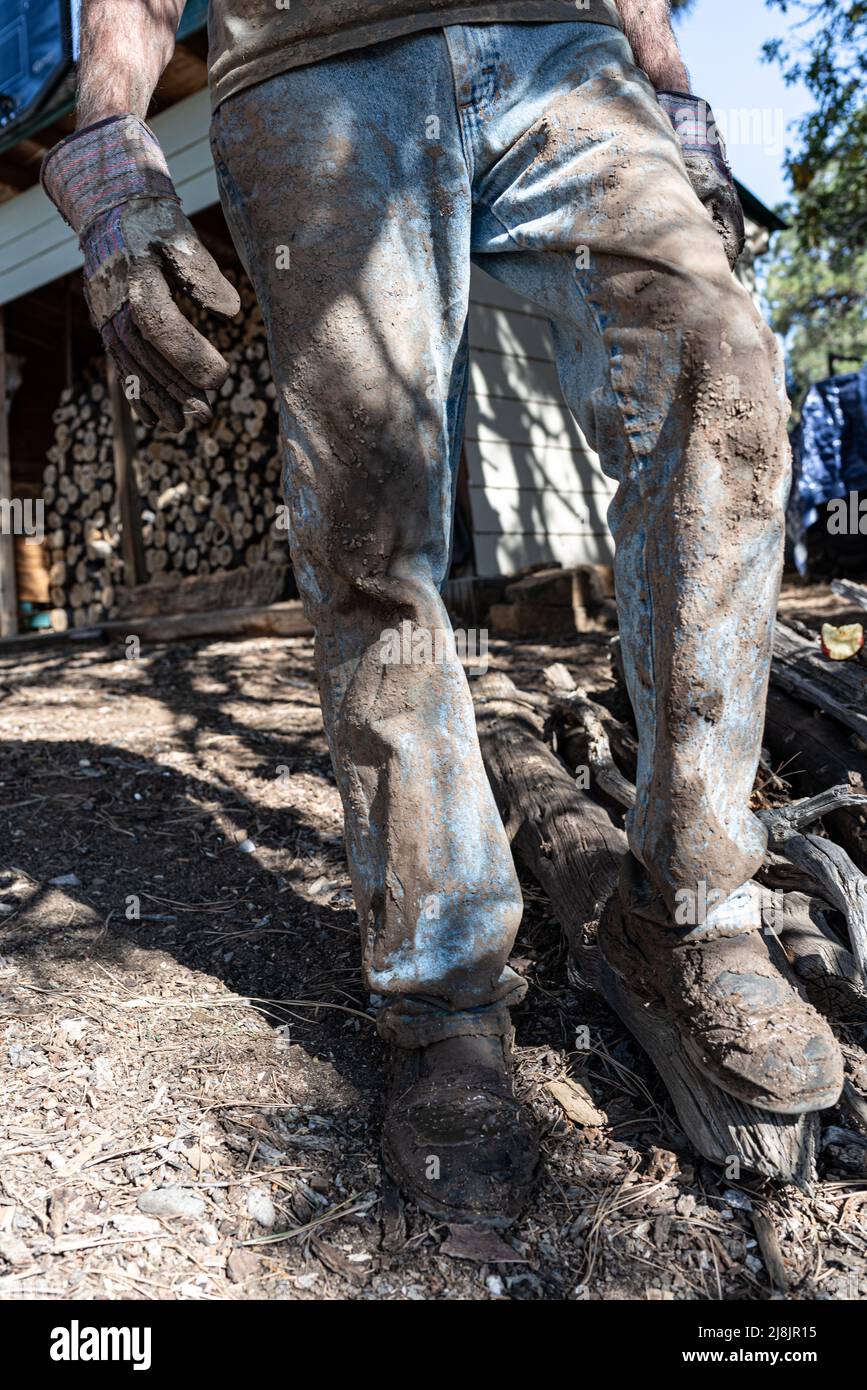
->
<box><xmin>788</xmin><ymin>364</ymin><xmax>867</xmax><ymax>569</ymax></box>
<box><xmin>0</xmin><ymin>1</ymin><xmax>70</xmax><ymax>130</ymax></box>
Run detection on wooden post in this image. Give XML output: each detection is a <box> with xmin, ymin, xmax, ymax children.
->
<box><xmin>107</xmin><ymin>357</ymin><xmax>148</xmax><ymax>588</ymax></box>
<box><xmin>64</xmin><ymin>277</ymin><xmax>74</xmax><ymax>391</ymax></box>
<box><xmin>0</xmin><ymin>308</ymin><xmax>18</xmax><ymax>638</ymax></box>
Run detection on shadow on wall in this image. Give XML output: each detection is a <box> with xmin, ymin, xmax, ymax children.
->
<box><xmin>465</xmin><ymin>266</ymin><xmax>616</xmax><ymax>575</ymax></box>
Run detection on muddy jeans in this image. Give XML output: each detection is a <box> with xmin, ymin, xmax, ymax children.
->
<box><xmin>210</xmin><ymin>21</ymin><xmax>790</xmax><ymax>1047</ymax></box>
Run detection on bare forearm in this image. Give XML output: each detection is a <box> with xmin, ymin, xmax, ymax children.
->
<box><xmin>77</xmin><ymin>0</ymin><xmax>185</xmax><ymax>126</ymax></box>
<box><xmin>614</xmin><ymin>0</ymin><xmax>691</xmax><ymax>91</ymax></box>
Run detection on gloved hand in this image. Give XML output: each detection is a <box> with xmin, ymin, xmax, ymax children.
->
<box><xmin>657</xmin><ymin>92</ymin><xmax>745</xmax><ymax>270</ymax></box>
<box><xmin>41</xmin><ymin>115</ymin><xmax>240</xmax><ymax>432</ymax></box>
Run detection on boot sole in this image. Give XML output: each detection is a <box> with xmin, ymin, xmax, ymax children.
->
<box><xmin>380</xmin><ymin>1134</ymin><xmax>531</xmax><ymax>1230</ymax></box>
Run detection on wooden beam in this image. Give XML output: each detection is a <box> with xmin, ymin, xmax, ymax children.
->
<box><xmin>28</xmin><ymin>116</ymin><xmax>76</xmax><ymax>149</ymax></box>
<box><xmin>0</xmin><ymin>308</ymin><xmax>18</xmax><ymax>637</ymax></box>
<box><xmin>102</xmin><ymin>600</ymin><xmax>312</xmax><ymax>644</ymax></box>
<box><xmin>0</xmin><ymin>157</ymin><xmax>35</xmax><ymax>191</ymax></box>
<box><xmin>150</xmin><ymin>43</ymin><xmax>209</xmax><ymax>115</ymax></box>
<box><xmin>107</xmin><ymin>359</ymin><xmax>148</xmax><ymax>588</ymax></box>
<box><xmin>177</xmin><ymin>29</ymin><xmax>210</xmax><ymax>63</ymax></box>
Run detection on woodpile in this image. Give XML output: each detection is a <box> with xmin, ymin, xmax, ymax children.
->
<box><xmin>42</xmin><ymin>273</ymin><xmax>289</xmax><ymax>631</ymax></box>
<box><xmin>489</xmin><ymin>562</ymin><xmax>617</xmax><ymax>638</ymax></box>
<box><xmin>471</xmin><ymin>596</ymin><xmax>867</xmax><ymax>1184</ymax></box>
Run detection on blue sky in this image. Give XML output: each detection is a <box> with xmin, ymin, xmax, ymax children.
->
<box><xmin>672</xmin><ymin>0</ymin><xmax>812</xmax><ymax>209</ymax></box>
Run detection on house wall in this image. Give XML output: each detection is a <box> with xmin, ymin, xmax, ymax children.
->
<box><xmin>466</xmin><ymin>266</ymin><xmax>615</xmax><ymax>575</ymax></box>
<box><xmin>465</xmin><ymin>208</ymin><xmax>769</xmax><ymax>577</ymax></box>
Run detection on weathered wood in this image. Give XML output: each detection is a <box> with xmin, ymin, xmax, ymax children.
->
<box><xmin>115</xmin><ymin>562</ymin><xmax>288</xmax><ymax>619</ymax></box>
<box><xmin>843</xmin><ymin>1079</ymin><xmax>867</xmax><ymax>1132</ymax></box>
<box><xmin>773</xmin><ymin>891</ymin><xmax>863</xmax><ymax>999</ymax></box>
<box><xmin>752</xmin><ymin>1210</ymin><xmax>791</xmax><ymax>1291</ymax></box>
<box><xmin>0</xmin><ymin>308</ymin><xmax>18</xmax><ymax>637</ymax></box>
<box><xmin>544</xmin><ymin>662</ymin><xmax>636</xmax><ymax>811</ymax></box>
<box><xmin>489</xmin><ymin>601</ymin><xmax>589</xmax><ymax>638</ymax></box>
<box><xmin>768</xmin><ymin>831</ymin><xmax>867</xmax><ymax>987</ymax></box>
<box><xmin>0</xmin><ymin>599</ymin><xmax>312</xmax><ymax>652</ymax></box>
<box><xmin>473</xmin><ymin>671</ymin><xmax>623</xmax><ymax>942</ymax></box>
<box><xmin>758</xmin><ymin>787</ymin><xmax>867</xmax><ymax>983</ymax></box>
<box><xmin>107</xmin><ymin>358</ymin><xmax>148</xmax><ymax>589</ymax></box>
<box><xmin>772</xmin><ymin>620</ymin><xmax>867</xmax><ymax>743</ymax></box>
<box><xmin>762</xmin><ymin>687</ymin><xmax>867</xmax><ymax>872</ymax></box>
<box><xmin>101</xmin><ymin>600</ymin><xmax>312</xmax><ymax>645</ymax></box>
<box><xmin>472</xmin><ymin>670</ymin><xmax>818</xmax><ymax>1183</ymax></box>
<box><xmin>831</xmin><ymin>577</ymin><xmax>867</xmax><ymax>614</ymax></box>
<box><xmin>760</xmin><ymin>784</ymin><xmax>867</xmax><ymax>841</ymax></box>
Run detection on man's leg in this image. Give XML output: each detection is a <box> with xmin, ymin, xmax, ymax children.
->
<box><xmin>210</xmin><ymin>33</ymin><xmax>537</xmax><ymax>1221</ymax></box>
<box><xmin>455</xmin><ymin>19</ymin><xmax>841</xmax><ymax>1111</ymax></box>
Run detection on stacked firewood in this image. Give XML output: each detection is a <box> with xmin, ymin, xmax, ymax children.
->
<box><xmin>42</xmin><ymin>273</ymin><xmax>288</xmax><ymax>631</ymax></box>
<box><xmin>43</xmin><ymin>378</ymin><xmax>119</xmax><ymax>629</ymax></box>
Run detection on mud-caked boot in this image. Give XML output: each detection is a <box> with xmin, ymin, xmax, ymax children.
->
<box><xmin>382</xmin><ymin>1031</ymin><xmax>539</xmax><ymax>1227</ymax></box>
<box><xmin>598</xmin><ymin>865</ymin><xmax>843</xmax><ymax>1116</ymax></box>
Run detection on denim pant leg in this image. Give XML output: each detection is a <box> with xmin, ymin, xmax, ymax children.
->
<box><xmin>210</xmin><ymin>34</ymin><xmax>526</xmax><ymax>1046</ymax></box>
<box><xmin>452</xmin><ymin>21</ymin><xmax>791</xmax><ymax>921</ymax></box>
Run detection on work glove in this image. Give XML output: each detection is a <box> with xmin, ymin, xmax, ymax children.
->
<box><xmin>656</xmin><ymin>92</ymin><xmax>745</xmax><ymax>270</ymax></box>
<box><xmin>41</xmin><ymin>114</ymin><xmax>240</xmax><ymax>432</ymax></box>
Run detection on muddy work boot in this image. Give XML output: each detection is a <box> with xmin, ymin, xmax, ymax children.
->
<box><xmin>598</xmin><ymin>884</ymin><xmax>843</xmax><ymax>1116</ymax></box>
<box><xmin>382</xmin><ymin>1032</ymin><xmax>539</xmax><ymax>1227</ymax></box>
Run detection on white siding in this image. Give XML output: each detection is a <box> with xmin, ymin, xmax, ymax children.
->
<box><xmin>466</xmin><ymin>265</ymin><xmax>615</xmax><ymax>575</ymax></box>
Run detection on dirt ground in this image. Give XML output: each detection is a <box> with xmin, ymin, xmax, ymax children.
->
<box><xmin>0</xmin><ymin>617</ymin><xmax>865</xmax><ymax>1302</ymax></box>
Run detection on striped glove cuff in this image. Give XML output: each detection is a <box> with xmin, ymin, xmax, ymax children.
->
<box><xmin>40</xmin><ymin>114</ymin><xmax>178</xmax><ymax>238</ymax></box>
<box><xmin>656</xmin><ymin>92</ymin><xmax>733</xmax><ymax>183</ymax></box>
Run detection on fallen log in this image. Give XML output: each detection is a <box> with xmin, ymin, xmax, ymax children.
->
<box><xmin>100</xmin><ymin>600</ymin><xmax>312</xmax><ymax>645</ymax></box>
<box><xmin>760</xmin><ymin>807</ymin><xmax>867</xmax><ymax>987</ymax></box>
<box><xmin>472</xmin><ymin>670</ymin><xmax>819</xmax><ymax>1183</ymax></box>
<box><xmin>544</xmin><ymin>662</ymin><xmax>636</xmax><ymax>811</ymax></box>
<box><xmin>473</xmin><ymin>672</ymin><xmax>623</xmax><ymax>939</ymax></box>
<box><xmin>772</xmin><ymin>620</ymin><xmax>867</xmax><ymax>743</ymax></box>
<box><xmin>831</xmin><ymin>577</ymin><xmax>867</xmax><ymax>614</ymax></box>
<box><xmin>772</xmin><ymin>891</ymin><xmax>866</xmax><ymax>1024</ymax></box>
<box><xmin>762</xmin><ymin>688</ymin><xmax>867</xmax><ymax>873</ymax></box>
<box><xmin>115</xmin><ymin>561</ymin><xmax>289</xmax><ymax>619</ymax></box>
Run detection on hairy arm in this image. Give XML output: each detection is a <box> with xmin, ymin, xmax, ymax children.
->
<box><xmin>77</xmin><ymin>0</ymin><xmax>186</xmax><ymax>126</ymax></box>
<box><xmin>613</xmin><ymin>0</ymin><xmax>691</xmax><ymax>91</ymax></box>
